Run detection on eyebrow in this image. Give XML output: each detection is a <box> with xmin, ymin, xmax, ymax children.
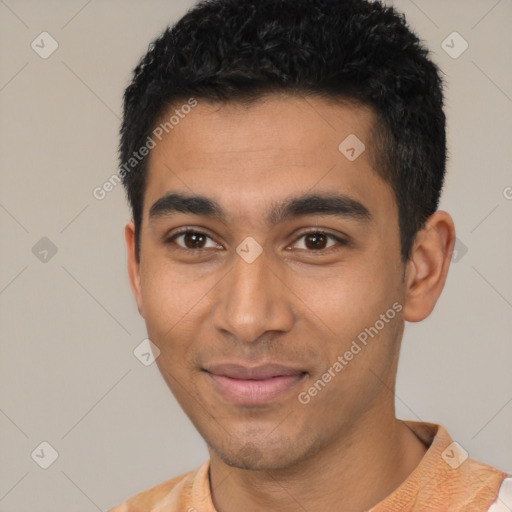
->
<box><xmin>149</xmin><ymin>191</ymin><xmax>371</xmax><ymax>226</ymax></box>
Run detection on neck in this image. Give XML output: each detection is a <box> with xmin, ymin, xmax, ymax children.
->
<box><xmin>208</xmin><ymin>406</ymin><xmax>427</xmax><ymax>512</ymax></box>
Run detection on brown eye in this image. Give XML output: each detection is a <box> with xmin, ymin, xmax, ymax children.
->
<box><xmin>304</xmin><ymin>233</ymin><xmax>329</xmax><ymax>250</ymax></box>
<box><xmin>167</xmin><ymin>230</ymin><xmax>220</xmax><ymax>250</ymax></box>
<box><xmin>293</xmin><ymin>232</ymin><xmax>343</xmax><ymax>251</ymax></box>
<box><xmin>181</xmin><ymin>232</ymin><xmax>207</xmax><ymax>249</ymax></box>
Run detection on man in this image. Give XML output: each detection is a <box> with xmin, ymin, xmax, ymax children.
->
<box><xmin>110</xmin><ymin>0</ymin><xmax>511</xmax><ymax>510</ymax></box>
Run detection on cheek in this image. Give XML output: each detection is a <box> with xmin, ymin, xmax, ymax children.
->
<box><xmin>139</xmin><ymin>254</ymin><xmax>201</xmax><ymax>328</ymax></box>
<box><xmin>140</xmin><ymin>271</ymin><xmax>174</xmax><ymax>333</ymax></box>
<box><xmin>138</xmin><ymin>256</ymin><xmax>219</xmax><ymax>373</ymax></box>
<box><xmin>291</xmin><ymin>262</ymin><xmax>394</xmax><ymax>335</ymax></box>
<box><xmin>289</xmin><ymin>259</ymin><xmax>403</xmax><ymax>390</ymax></box>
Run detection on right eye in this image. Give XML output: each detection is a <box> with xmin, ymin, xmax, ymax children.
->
<box><xmin>165</xmin><ymin>229</ymin><xmax>224</xmax><ymax>252</ymax></box>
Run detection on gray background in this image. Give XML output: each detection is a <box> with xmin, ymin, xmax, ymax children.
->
<box><xmin>0</xmin><ymin>1</ymin><xmax>511</xmax><ymax>511</ymax></box>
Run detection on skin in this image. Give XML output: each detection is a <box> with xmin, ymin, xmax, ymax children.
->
<box><xmin>125</xmin><ymin>93</ymin><xmax>456</xmax><ymax>512</ymax></box>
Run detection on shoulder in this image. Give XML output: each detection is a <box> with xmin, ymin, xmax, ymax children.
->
<box><xmin>487</xmin><ymin>476</ymin><xmax>512</xmax><ymax>512</ymax></box>
<box><xmin>107</xmin><ymin>463</ymin><xmax>206</xmax><ymax>512</ymax></box>
<box><xmin>382</xmin><ymin>421</ymin><xmax>510</xmax><ymax>512</ymax></box>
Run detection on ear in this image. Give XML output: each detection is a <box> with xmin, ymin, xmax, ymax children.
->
<box><xmin>125</xmin><ymin>221</ymin><xmax>145</xmax><ymax>318</ymax></box>
<box><xmin>402</xmin><ymin>211</ymin><xmax>456</xmax><ymax>322</ymax></box>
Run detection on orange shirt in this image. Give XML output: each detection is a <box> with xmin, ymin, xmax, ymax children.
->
<box><xmin>109</xmin><ymin>421</ymin><xmax>508</xmax><ymax>512</ymax></box>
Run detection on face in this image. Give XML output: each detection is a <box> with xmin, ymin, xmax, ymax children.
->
<box><xmin>127</xmin><ymin>94</ymin><xmax>409</xmax><ymax>471</ymax></box>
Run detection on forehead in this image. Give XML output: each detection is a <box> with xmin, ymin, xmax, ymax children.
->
<box><xmin>143</xmin><ymin>94</ymin><xmax>392</xmax><ymax>222</ymax></box>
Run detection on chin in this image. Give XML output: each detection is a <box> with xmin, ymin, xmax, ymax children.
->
<box><xmin>210</xmin><ymin>438</ymin><xmax>304</xmax><ymax>472</ymax></box>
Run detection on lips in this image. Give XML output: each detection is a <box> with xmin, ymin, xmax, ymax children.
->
<box><xmin>204</xmin><ymin>363</ymin><xmax>307</xmax><ymax>405</ymax></box>
<box><xmin>205</xmin><ymin>363</ymin><xmax>305</xmax><ymax>380</ymax></box>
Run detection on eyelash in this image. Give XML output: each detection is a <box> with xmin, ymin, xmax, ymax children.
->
<box><xmin>164</xmin><ymin>228</ymin><xmax>348</xmax><ymax>254</ymax></box>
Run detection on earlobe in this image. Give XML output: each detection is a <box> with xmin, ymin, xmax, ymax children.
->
<box><xmin>125</xmin><ymin>221</ymin><xmax>145</xmax><ymax>318</ymax></box>
<box><xmin>403</xmin><ymin>211</ymin><xmax>456</xmax><ymax>322</ymax></box>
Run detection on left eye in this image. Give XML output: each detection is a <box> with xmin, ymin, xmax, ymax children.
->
<box><xmin>291</xmin><ymin>232</ymin><xmax>343</xmax><ymax>251</ymax></box>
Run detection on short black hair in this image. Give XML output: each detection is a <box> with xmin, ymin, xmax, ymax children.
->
<box><xmin>120</xmin><ymin>0</ymin><xmax>446</xmax><ymax>262</ymax></box>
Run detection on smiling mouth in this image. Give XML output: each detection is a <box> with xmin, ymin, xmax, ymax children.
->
<box><xmin>203</xmin><ymin>363</ymin><xmax>308</xmax><ymax>405</ymax></box>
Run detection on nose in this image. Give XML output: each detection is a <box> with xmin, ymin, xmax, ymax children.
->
<box><xmin>212</xmin><ymin>246</ymin><xmax>295</xmax><ymax>344</ymax></box>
